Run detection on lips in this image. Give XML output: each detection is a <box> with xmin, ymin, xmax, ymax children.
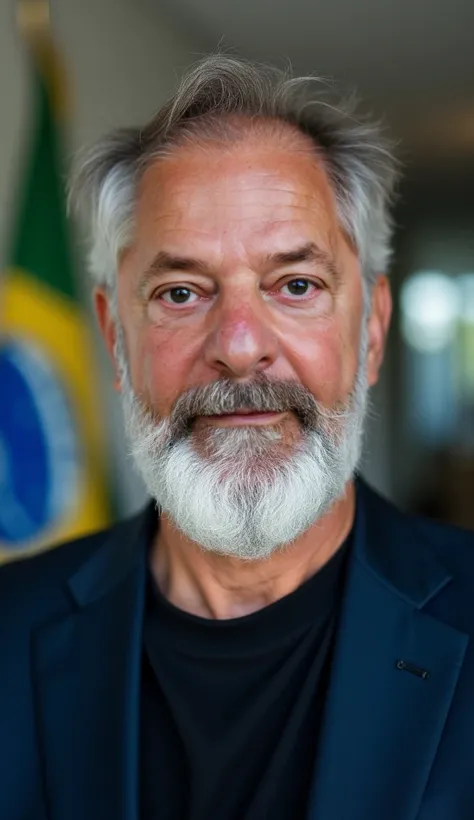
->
<box><xmin>215</xmin><ymin>408</ymin><xmax>277</xmax><ymax>415</ymax></box>
<box><xmin>220</xmin><ymin>410</ymin><xmax>270</xmax><ymax>415</ymax></box>
<box><xmin>193</xmin><ymin>407</ymin><xmax>288</xmax><ymax>430</ymax></box>
<box><xmin>194</xmin><ymin>409</ymin><xmax>268</xmax><ymax>422</ymax></box>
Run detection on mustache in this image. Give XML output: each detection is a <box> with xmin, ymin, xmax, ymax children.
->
<box><xmin>163</xmin><ymin>375</ymin><xmax>349</xmax><ymax>439</ymax></box>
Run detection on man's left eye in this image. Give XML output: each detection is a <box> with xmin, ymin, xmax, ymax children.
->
<box><xmin>281</xmin><ymin>279</ymin><xmax>317</xmax><ymax>298</ymax></box>
<box><xmin>159</xmin><ymin>287</ymin><xmax>199</xmax><ymax>305</ymax></box>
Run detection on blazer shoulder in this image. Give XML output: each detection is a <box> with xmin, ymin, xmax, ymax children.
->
<box><xmin>363</xmin><ymin>478</ymin><xmax>474</xmax><ymax>543</ymax></box>
<box><xmin>410</xmin><ymin>511</ymin><xmax>474</xmax><ymax>571</ymax></box>
<box><xmin>0</xmin><ymin>507</ymin><xmax>147</xmax><ymax>623</ymax></box>
<box><xmin>360</xmin><ymin>479</ymin><xmax>474</xmax><ymax>580</ymax></box>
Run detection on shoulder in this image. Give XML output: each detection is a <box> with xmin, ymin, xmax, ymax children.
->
<box><xmin>409</xmin><ymin>509</ymin><xmax>474</xmax><ymax>573</ymax></box>
<box><xmin>404</xmin><ymin>506</ymin><xmax>474</xmax><ymax>633</ymax></box>
<box><xmin>362</xmin><ymin>479</ymin><xmax>474</xmax><ymax>556</ymax></box>
<box><xmin>0</xmin><ymin>507</ymin><xmax>148</xmax><ymax>628</ymax></box>
<box><xmin>0</xmin><ymin>523</ymin><xmax>112</xmax><ymax>589</ymax></box>
<box><xmin>360</xmin><ymin>479</ymin><xmax>474</xmax><ymax>620</ymax></box>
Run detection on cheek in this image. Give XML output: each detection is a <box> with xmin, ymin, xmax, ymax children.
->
<box><xmin>286</xmin><ymin>324</ymin><xmax>360</xmax><ymax>405</ymax></box>
<box><xmin>138</xmin><ymin>326</ymin><xmax>193</xmax><ymax>410</ymax></box>
<box><xmin>117</xmin><ymin>276</ymin><xmax>199</xmax><ymax>412</ymax></box>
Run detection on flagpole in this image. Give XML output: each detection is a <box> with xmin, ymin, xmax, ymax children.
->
<box><xmin>16</xmin><ymin>0</ymin><xmax>51</xmax><ymax>39</ymax></box>
<box><xmin>16</xmin><ymin>0</ymin><xmax>68</xmax><ymax>121</ymax></box>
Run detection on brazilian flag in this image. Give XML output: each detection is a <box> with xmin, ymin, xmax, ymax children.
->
<box><xmin>0</xmin><ymin>32</ymin><xmax>111</xmax><ymax>561</ymax></box>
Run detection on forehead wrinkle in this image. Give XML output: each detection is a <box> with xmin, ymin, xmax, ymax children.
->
<box><xmin>149</xmin><ymin>200</ymin><xmax>335</xmax><ymax>235</ymax></box>
<box><xmin>133</xmin><ymin>140</ymin><xmax>345</xmax><ymax>278</ymax></box>
<box><xmin>140</xmin><ymin>140</ymin><xmax>334</xmax><ymax>204</ymax></box>
<box><xmin>137</xmin><ymin>215</ymin><xmax>338</xmax><ymax>277</ymax></box>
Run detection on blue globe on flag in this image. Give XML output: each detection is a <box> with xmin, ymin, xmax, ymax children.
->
<box><xmin>0</xmin><ymin>339</ymin><xmax>80</xmax><ymax>548</ymax></box>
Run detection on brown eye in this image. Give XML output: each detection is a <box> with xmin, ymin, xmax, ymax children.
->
<box><xmin>160</xmin><ymin>287</ymin><xmax>197</xmax><ymax>305</ymax></box>
<box><xmin>282</xmin><ymin>279</ymin><xmax>314</xmax><ymax>297</ymax></box>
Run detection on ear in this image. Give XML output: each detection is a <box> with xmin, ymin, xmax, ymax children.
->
<box><xmin>365</xmin><ymin>275</ymin><xmax>392</xmax><ymax>388</ymax></box>
<box><xmin>93</xmin><ymin>287</ymin><xmax>122</xmax><ymax>392</ymax></box>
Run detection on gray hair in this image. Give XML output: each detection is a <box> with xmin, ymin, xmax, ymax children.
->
<box><xmin>69</xmin><ymin>53</ymin><xmax>399</xmax><ymax>299</ymax></box>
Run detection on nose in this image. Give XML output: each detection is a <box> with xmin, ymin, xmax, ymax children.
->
<box><xmin>203</xmin><ymin>299</ymin><xmax>280</xmax><ymax>379</ymax></box>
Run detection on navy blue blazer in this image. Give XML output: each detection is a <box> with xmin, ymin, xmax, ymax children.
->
<box><xmin>1</xmin><ymin>480</ymin><xmax>474</xmax><ymax>820</ymax></box>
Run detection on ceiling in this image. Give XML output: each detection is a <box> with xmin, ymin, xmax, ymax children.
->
<box><xmin>152</xmin><ymin>0</ymin><xmax>474</xmax><ymax>110</ymax></box>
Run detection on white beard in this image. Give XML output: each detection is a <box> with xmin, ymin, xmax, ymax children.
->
<box><xmin>115</xmin><ymin>327</ymin><xmax>369</xmax><ymax>560</ymax></box>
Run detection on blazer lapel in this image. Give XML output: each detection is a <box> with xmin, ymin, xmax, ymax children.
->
<box><xmin>307</xmin><ymin>482</ymin><xmax>469</xmax><ymax>820</ymax></box>
<box><xmin>32</xmin><ymin>504</ymin><xmax>157</xmax><ymax>820</ymax></box>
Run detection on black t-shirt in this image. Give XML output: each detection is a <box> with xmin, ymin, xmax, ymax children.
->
<box><xmin>140</xmin><ymin>536</ymin><xmax>350</xmax><ymax>820</ymax></box>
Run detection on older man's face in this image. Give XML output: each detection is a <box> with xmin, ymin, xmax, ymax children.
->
<box><xmin>101</xmin><ymin>130</ymin><xmax>389</xmax><ymax>450</ymax></box>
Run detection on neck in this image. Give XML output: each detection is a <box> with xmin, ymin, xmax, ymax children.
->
<box><xmin>149</xmin><ymin>481</ymin><xmax>356</xmax><ymax>619</ymax></box>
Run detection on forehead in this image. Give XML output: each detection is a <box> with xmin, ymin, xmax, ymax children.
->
<box><xmin>133</xmin><ymin>132</ymin><xmax>342</xmax><ymax>258</ymax></box>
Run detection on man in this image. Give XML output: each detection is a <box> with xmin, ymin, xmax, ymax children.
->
<box><xmin>1</xmin><ymin>53</ymin><xmax>474</xmax><ymax>820</ymax></box>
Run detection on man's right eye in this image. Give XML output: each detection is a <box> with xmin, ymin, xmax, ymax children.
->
<box><xmin>158</xmin><ymin>287</ymin><xmax>198</xmax><ymax>305</ymax></box>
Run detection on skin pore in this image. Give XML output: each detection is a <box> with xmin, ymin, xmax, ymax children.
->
<box><xmin>95</xmin><ymin>126</ymin><xmax>391</xmax><ymax>619</ymax></box>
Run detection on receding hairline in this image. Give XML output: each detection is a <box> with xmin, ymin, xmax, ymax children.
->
<box><xmin>136</xmin><ymin>113</ymin><xmax>333</xmax><ymax>195</ymax></box>
<box><xmin>145</xmin><ymin>111</ymin><xmax>325</xmax><ymax>158</ymax></box>
<box><xmin>136</xmin><ymin>113</ymin><xmax>340</xmax><ymax>215</ymax></box>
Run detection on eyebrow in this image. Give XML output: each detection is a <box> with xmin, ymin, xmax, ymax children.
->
<box><xmin>137</xmin><ymin>241</ymin><xmax>340</xmax><ymax>298</ymax></box>
<box><xmin>265</xmin><ymin>242</ymin><xmax>340</xmax><ymax>282</ymax></box>
<box><xmin>137</xmin><ymin>252</ymin><xmax>212</xmax><ymax>299</ymax></box>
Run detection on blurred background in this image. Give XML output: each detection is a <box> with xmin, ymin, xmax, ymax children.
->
<box><xmin>1</xmin><ymin>0</ymin><xmax>474</xmax><ymax>561</ymax></box>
